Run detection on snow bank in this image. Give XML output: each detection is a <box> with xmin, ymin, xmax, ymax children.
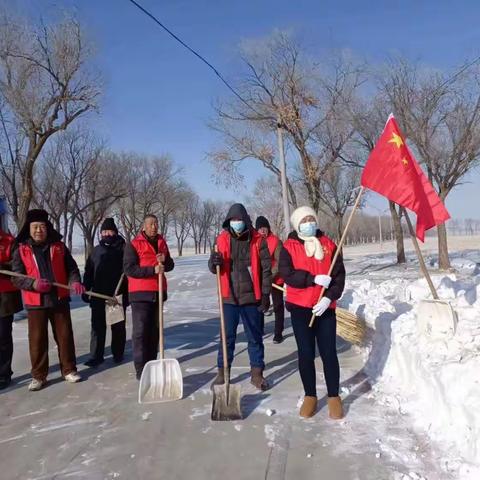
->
<box><xmin>342</xmin><ymin>252</ymin><xmax>480</xmax><ymax>479</ymax></box>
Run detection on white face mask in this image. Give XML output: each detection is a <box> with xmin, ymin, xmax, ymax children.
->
<box><xmin>298</xmin><ymin>222</ymin><xmax>317</xmax><ymax>237</ymax></box>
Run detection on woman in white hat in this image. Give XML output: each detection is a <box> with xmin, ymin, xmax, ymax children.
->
<box><xmin>278</xmin><ymin>206</ymin><xmax>346</xmax><ymax>419</ymax></box>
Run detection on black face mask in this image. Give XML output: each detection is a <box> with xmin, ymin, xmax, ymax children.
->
<box><xmin>101</xmin><ymin>235</ymin><xmax>117</xmax><ymax>245</ymax></box>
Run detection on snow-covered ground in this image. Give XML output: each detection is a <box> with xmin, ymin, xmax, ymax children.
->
<box><xmin>1</xmin><ymin>235</ymin><xmax>479</xmax><ymax>479</ymax></box>
<box><xmin>341</xmin><ymin>236</ymin><xmax>480</xmax><ymax>480</ymax></box>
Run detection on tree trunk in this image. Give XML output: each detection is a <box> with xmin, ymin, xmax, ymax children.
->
<box><xmin>437</xmin><ymin>222</ymin><xmax>451</xmax><ymax>270</ymax></box>
<box><xmin>177</xmin><ymin>239</ymin><xmax>182</xmax><ymax>257</ymax></box>
<box><xmin>389</xmin><ymin>201</ymin><xmax>406</xmax><ymax>264</ymax></box>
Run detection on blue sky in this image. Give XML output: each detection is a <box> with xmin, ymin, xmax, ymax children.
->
<box><xmin>9</xmin><ymin>0</ymin><xmax>480</xmax><ymax>219</ymax></box>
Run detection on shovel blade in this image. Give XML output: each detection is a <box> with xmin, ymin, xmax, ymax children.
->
<box><xmin>211</xmin><ymin>384</ymin><xmax>242</xmax><ymax>421</ymax></box>
<box><xmin>138</xmin><ymin>358</ymin><xmax>183</xmax><ymax>404</ymax></box>
<box><xmin>417</xmin><ymin>299</ymin><xmax>458</xmax><ymax>338</ymax></box>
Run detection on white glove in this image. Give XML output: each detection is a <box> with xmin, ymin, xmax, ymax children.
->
<box><xmin>314</xmin><ymin>274</ymin><xmax>332</xmax><ymax>288</ymax></box>
<box><xmin>312</xmin><ymin>297</ymin><xmax>332</xmax><ymax>317</ymax></box>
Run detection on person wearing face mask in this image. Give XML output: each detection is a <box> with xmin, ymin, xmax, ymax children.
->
<box><xmin>208</xmin><ymin>203</ymin><xmax>272</xmax><ymax>391</ymax></box>
<box><xmin>124</xmin><ymin>214</ymin><xmax>174</xmax><ymax>380</ymax></box>
<box><xmin>11</xmin><ymin>209</ymin><xmax>85</xmax><ymax>391</ymax></box>
<box><xmin>278</xmin><ymin>206</ymin><xmax>346</xmax><ymax>419</ymax></box>
<box><xmin>82</xmin><ymin>218</ymin><xmax>127</xmax><ymax>367</ymax></box>
<box><xmin>255</xmin><ymin>216</ymin><xmax>285</xmax><ymax>344</ymax></box>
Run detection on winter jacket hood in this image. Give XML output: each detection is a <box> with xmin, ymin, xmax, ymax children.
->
<box><xmin>222</xmin><ymin>203</ymin><xmax>253</xmax><ymax>230</ymax></box>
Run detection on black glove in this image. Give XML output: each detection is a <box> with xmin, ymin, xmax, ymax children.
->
<box><xmin>258</xmin><ymin>294</ymin><xmax>271</xmax><ymax>313</ymax></box>
<box><xmin>81</xmin><ymin>293</ymin><xmax>91</xmax><ymax>304</ymax></box>
<box><xmin>210</xmin><ymin>252</ymin><xmax>223</xmax><ymax>267</ymax></box>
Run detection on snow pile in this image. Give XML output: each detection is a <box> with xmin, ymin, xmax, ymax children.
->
<box><xmin>342</xmin><ymin>258</ymin><xmax>480</xmax><ymax>479</ymax></box>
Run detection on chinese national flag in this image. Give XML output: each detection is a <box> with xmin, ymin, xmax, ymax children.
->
<box><xmin>361</xmin><ymin>115</ymin><xmax>450</xmax><ymax>242</ymax></box>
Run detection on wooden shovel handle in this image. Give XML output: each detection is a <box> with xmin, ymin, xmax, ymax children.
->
<box><xmin>0</xmin><ymin>269</ymin><xmax>117</xmax><ymax>303</ymax></box>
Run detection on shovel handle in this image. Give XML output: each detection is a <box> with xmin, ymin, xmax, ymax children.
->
<box><xmin>0</xmin><ymin>269</ymin><xmax>117</xmax><ymax>303</ymax></box>
<box><xmin>159</xmin><ymin>270</ymin><xmax>164</xmax><ymax>360</ymax></box>
<box><xmin>214</xmin><ymin>246</ymin><xmax>230</xmax><ymax>393</ymax></box>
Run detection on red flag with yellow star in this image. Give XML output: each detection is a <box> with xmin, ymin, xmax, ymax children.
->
<box><xmin>361</xmin><ymin>114</ymin><xmax>450</xmax><ymax>241</ymax></box>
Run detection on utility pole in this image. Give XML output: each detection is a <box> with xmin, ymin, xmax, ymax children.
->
<box><xmin>378</xmin><ymin>214</ymin><xmax>383</xmax><ymax>249</ymax></box>
<box><xmin>277</xmin><ymin>119</ymin><xmax>290</xmax><ymax>237</ymax></box>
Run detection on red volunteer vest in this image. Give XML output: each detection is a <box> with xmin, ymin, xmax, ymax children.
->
<box><xmin>283</xmin><ymin>235</ymin><xmax>337</xmax><ymax>309</ymax></box>
<box><xmin>265</xmin><ymin>232</ymin><xmax>284</xmax><ymax>286</ymax></box>
<box><xmin>19</xmin><ymin>242</ymin><xmax>69</xmax><ymax>306</ymax></box>
<box><xmin>216</xmin><ymin>229</ymin><xmax>263</xmax><ymax>301</ymax></box>
<box><xmin>0</xmin><ymin>231</ymin><xmax>18</xmax><ymax>293</ymax></box>
<box><xmin>128</xmin><ymin>233</ymin><xmax>169</xmax><ymax>293</ymax></box>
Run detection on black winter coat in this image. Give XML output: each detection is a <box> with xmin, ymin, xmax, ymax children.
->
<box><xmin>208</xmin><ymin>203</ymin><xmax>272</xmax><ymax>305</ymax></box>
<box><xmin>83</xmin><ymin>235</ymin><xmax>127</xmax><ymax>300</ymax></box>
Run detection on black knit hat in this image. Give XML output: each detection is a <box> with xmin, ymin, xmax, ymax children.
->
<box><xmin>255</xmin><ymin>216</ymin><xmax>271</xmax><ymax>231</ymax></box>
<box><xmin>16</xmin><ymin>209</ymin><xmax>61</xmax><ymax>243</ymax></box>
<box><xmin>100</xmin><ymin>217</ymin><xmax>118</xmax><ymax>233</ymax></box>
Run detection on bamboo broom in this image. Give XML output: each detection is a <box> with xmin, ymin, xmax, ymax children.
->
<box><xmin>272</xmin><ymin>283</ymin><xmax>366</xmax><ymax>346</ymax></box>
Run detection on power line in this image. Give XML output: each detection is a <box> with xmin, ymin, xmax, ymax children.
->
<box><xmin>437</xmin><ymin>55</ymin><xmax>480</xmax><ymax>91</ymax></box>
<box><xmin>126</xmin><ymin>0</ymin><xmax>263</xmax><ymax>117</ymax></box>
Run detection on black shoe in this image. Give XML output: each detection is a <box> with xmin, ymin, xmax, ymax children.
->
<box><xmin>84</xmin><ymin>358</ymin><xmax>104</xmax><ymax>368</ymax></box>
<box><xmin>113</xmin><ymin>356</ymin><xmax>123</xmax><ymax>364</ymax></box>
<box><xmin>0</xmin><ymin>377</ymin><xmax>11</xmax><ymax>390</ymax></box>
<box><xmin>136</xmin><ymin>372</ymin><xmax>142</xmax><ymax>381</ymax></box>
<box><xmin>273</xmin><ymin>334</ymin><xmax>284</xmax><ymax>344</ymax></box>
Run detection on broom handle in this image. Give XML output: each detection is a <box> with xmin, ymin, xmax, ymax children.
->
<box><xmin>214</xmin><ymin>246</ymin><xmax>230</xmax><ymax>398</ymax></box>
<box><xmin>272</xmin><ymin>283</ymin><xmax>286</xmax><ymax>293</ymax></box>
<box><xmin>159</xmin><ymin>269</ymin><xmax>164</xmax><ymax>360</ymax></box>
<box><xmin>401</xmin><ymin>208</ymin><xmax>439</xmax><ymax>299</ymax></box>
<box><xmin>0</xmin><ymin>269</ymin><xmax>116</xmax><ymax>302</ymax></box>
<box><xmin>308</xmin><ymin>186</ymin><xmax>365</xmax><ymax>327</ymax></box>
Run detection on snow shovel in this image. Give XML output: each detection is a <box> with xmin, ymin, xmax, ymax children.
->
<box><xmin>105</xmin><ymin>274</ymin><xmax>126</xmax><ymax>326</ymax></box>
<box><xmin>211</xmin><ymin>247</ymin><xmax>242</xmax><ymax>421</ymax></box>
<box><xmin>138</xmin><ymin>271</ymin><xmax>183</xmax><ymax>404</ymax></box>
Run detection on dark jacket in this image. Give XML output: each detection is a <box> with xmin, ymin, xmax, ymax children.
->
<box><xmin>83</xmin><ymin>235</ymin><xmax>127</xmax><ymax>301</ymax></box>
<box><xmin>278</xmin><ymin>230</ymin><xmax>345</xmax><ymax>310</ymax></box>
<box><xmin>208</xmin><ymin>203</ymin><xmax>272</xmax><ymax>305</ymax></box>
<box><xmin>0</xmin><ymin>239</ymin><xmax>22</xmax><ymax>318</ymax></box>
<box><xmin>123</xmin><ymin>233</ymin><xmax>174</xmax><ymax>303</ymax></box>
<box><xmin>11</xmin><ymin>230</ymin><xmax>81</xmax><ymax>310</ymax></box>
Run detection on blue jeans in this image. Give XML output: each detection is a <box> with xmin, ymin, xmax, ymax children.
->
<box><xmin>218</xmin><ymin>304</ymin><xmax>265</xmax><ymax>369</ymax></box>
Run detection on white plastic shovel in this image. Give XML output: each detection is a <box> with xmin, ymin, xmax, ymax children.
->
<box><xmin>138</xmin><ymin>272</ymin><xmax>183</xmax><ymax>404</ymax></box>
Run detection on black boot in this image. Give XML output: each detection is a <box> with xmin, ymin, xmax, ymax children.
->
<box><xmin>84</xmin><ymin>357</ymin><xmax>104</xmax><ymax>368</ymax></box>
<box><xmin>273</xmin><ymin>334</ymin><xmax>284</xmax><ymax>344</ymax></box>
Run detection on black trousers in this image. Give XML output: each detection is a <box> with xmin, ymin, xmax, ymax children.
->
<box><xmin>89</xmin><ymin>300</ymin><xmax>126</xmax><ymax>361</ymax></box>
<box><xmin>291</xmin><ymin>306</ymin><xmax>339</xmax><ymax>397</ymax></box>
<box><xmin>0</xmin><ymin>315</ymin><xmax>13</xmax><ymax>381</ymax></box>
<box><xmin>272</xmin><ymin>288</ymin><xmax>285</xmax><ymax>336</ymax></box>
<box><xmin>131</xmin><ymin>301</ymin><xmax>159</xmax><ymax>377</ymax></box>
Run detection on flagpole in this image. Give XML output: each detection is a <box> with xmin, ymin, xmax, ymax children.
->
<box><xmin>309</xmin><ymin>186</ymin><xmax>365</xmax><ymax>328</ymax></box>
<box><xmin>401</xmin><ymin>207</ymin><xmax>439</xmax><ymax>300</ymax></box>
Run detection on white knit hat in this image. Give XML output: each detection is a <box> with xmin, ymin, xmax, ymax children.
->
<box><xmin>289</xmin><ymin>206</ymin><xmax>323</xmax><ymax>260</ymax></box>
<box><xmin>290</xmin><ymin>206</ymin><xmax>318</xmax><ymax>231</ymax></box>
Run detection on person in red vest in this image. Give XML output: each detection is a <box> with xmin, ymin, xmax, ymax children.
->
<box><xmin>123</xmin><ymin>214</ymin><xmax>174</xmax><ymax>380</ymax></box>
<box><xmin>278</xmin><ymin>206</ymin><xmax>346</xmax><ymax>420</ymax></box>
<box><xmin>11</xmin><ymin>209</ymin><xmax>85</xmax><ymax>391</ymax></box>
<box><xmin>0</xmin><ymin>202</ymin><xmax>22</xmax><ymax>390</ymax></box>
<box><xmin>208</xmin><ymin>203</ymin><xmax>272</xmax><ymax>391</ymax></box>
<box><xmin>255</xmin><ymin>216</ymin><xmax>285</xmax><ymax>344</ymax></box>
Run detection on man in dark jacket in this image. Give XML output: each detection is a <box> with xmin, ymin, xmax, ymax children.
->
<box><xmin>208</xmin><ymin>203</ymin><xmax>272</xmax><ymax>391</ymax></box>
<box><xmin>124</xmin><ymin>214</ymin><xmax>174</xmax><ymax>380</ymax></box>
<box><xmin>82</xmin><ymin>218</ymin><xmax>127</xmax><ymax>367</ymax></box>
<box><xmin>255</xmin><ymin>216</ymin><xmax>285</xmax><ymax>344</ymax></box>
<box><xmin>12</xmin><ymin>209</ymin><xmax>85</xmax><ymax>391</ymax></box>
<box><xmin>0</xmin><ymin>201</ymin><xmax>23</xmax><ymax>389</ymax></box>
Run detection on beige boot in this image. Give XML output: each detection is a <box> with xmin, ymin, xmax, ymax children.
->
<box><xmin>299</xmin><ymin>396</ymin><xmax>317</xmax><ymax>418</ymax></box>
<box><xmin>327</xmin><ymin>396</ymin><xmax>344</xmax><ymax>420</ymax></box>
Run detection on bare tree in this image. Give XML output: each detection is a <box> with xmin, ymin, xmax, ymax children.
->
<box><xmin>379</xmin><ymin>58</ymin><xmax>480</xmax><ymax>268</ymax></box>
<box><xmin>172</xmin><ymin>188</ymin><xmax>195</xmax><ymax>256</ymax></box>
<box><xmin>0</xmin><ymin>12</ymin><xmax>101</xmax><ymax>227</ymax></box>
<box><xmin>208</xmin><ymin>32</ymin><xmax>364</xmax><ymax>213</ymax></box>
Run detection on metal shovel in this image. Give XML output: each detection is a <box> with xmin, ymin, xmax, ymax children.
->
<box><xmin>211</xmin><ymin>247</ymin><xmax>242</xmax><ymax>421</ymax></box>
<box><xmin>138</xmin><ymin>271</ymin><xmax>183</xmax><ymax>404</ymax></box>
